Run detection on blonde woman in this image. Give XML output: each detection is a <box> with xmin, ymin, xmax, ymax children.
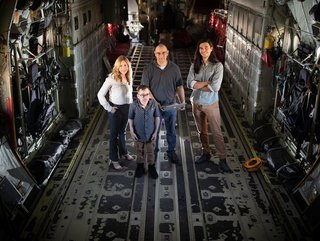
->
<box><xmin>97</xmin><ymin>55</ymin><xmax>134</xmax><ymax>170</ymax></box>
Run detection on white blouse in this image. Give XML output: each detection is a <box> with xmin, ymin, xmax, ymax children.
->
<box><xmin>97</xmin><ymin>74</ymin><xmax>133</xmax><ymax>112</ymax></box>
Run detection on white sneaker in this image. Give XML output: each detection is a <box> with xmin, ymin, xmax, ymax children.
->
<box><xmin>111</xmin><ymin>161</ymin><xmax>123</xmax><ymax>170</ymax></box>
<box><xmin>122</xmin><ymin>154</ymin><xmax>134</xmax><ymax>160</ymax></box>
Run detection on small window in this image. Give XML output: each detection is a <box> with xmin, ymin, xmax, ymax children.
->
<box><xmin>88</xmin><ymin>10</ymin><xmax>91</xmax><ymax>22</ymax></box>
<box><xmin>83</xmin><ymin>13</ymin><xmax>87</xmax><ymax>25</ymax></box>
<box><xmin>74</xmin><ymin>16</ymin><xmax>79</xmax><ymax>30</ymax></box>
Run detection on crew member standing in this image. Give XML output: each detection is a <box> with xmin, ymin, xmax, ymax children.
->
<box><xmin>97</xmin><ymin>55</ymin><xmax>134</xmax><ymax>170</ymax></box>
<box><xmin>141</xmin><ymin>42</ymin><xmax>185</xmax><ymax>163</ymax></box>
<box><xmin>187</xmin><ymin>39</ymin><xmax>232</xmax><ymax>173</ymax></box>
<box><xmin>128</xmin><ymin>85</ymin><xmax>160</xmax><ymax>178</ymax></box>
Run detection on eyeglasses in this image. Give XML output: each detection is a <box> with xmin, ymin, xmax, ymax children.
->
<box><xmin>138</xmin><ymin>93</ymin><xmax>150</xmax><ymax>97</ymax></box>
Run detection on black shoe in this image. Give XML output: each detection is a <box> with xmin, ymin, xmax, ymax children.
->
<box><xmin>219</xmin><ymin>159</ymin><xmax>233</xmax><ymax>173</ymax></box>
<box><xmin>135</xmin><ymin>163</ymin><xmax>145</xmax><ymax>178</ymax></box>
<box><xmin>148</xmin><ymin>164</ymin><xmax>158</xmax><ymax>179</ymax></box>
<box><xmin>167</xmin><ymin>152</ymin><xmax>179</xmax><ymax>163</ymax></box>
<box><xmin>195</xmin><ymin>154</ymin><xmax>211</xmax><ymax>164</ymax></box>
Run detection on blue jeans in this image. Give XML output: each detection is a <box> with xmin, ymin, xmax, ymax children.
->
<box><xmin>156</xmin><ymin>108</ymin><xmax>176</xmax><ymax>154</ymax></box>
<box><xmin>108</xmin><ymin>104</ymin><xmax>129</xmax><ymax>161</ymax></box>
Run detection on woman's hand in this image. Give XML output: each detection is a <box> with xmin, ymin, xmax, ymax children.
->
<box><xmin>111</xmin><ymin>106</ymin><xmax>118</xmax><ymax>113</ymax></box>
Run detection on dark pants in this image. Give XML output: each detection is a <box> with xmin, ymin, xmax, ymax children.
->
<box><xmin>108</xmin><ymin>104</ymin><xmax>129</xmax><ymax>162</ymax></box>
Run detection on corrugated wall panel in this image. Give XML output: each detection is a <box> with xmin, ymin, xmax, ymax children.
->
<box><xmin>225</xmin><ymin>2</ymin><xmax>275</xmax><ymax>124</ymax></box>
<box><xmin>247</xmin><ymin>12</ymin><xmax>254</xmax><ymax>41</ymax></box>
<box><xmin>73</xmin><ymin>24</ymin><xmax>107</xmax><ymax>118</ymax></box>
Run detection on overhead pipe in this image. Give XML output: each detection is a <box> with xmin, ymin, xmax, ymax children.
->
<box><xmin>187</xmin><ymin>0</ymin><xmax>196</xmax><ymax>20</ymax></box>
<box><xmin>12</xmin><ymin>42</ymin><xmax>28</xmax><ymax>154</ymax></box>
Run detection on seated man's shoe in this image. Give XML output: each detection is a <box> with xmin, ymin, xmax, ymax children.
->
<box><xmin>195</xmin><ymin>153</ymin><xmax>211</xmax><ymax>164</ymax></box>
<box><xmin>122</xmin><ymin>153</ymin><xmax>134</xmax><ymax>160</ymax></box>
<box><xmin>219</xmin><ymin>159</ymin><xmax>233</xmax><ymax>173</ymax></box>
<box><xmin>167</xmin><ymin>151</ymin><xmax>179</xmax><ymax>164</ymax></box>
<box><xmin>135</xmin><ymin>163</ymin><xmax>145</xmax><ymax>178</ymax></box>
<box><xmin>148</xmin><ymin>164</ymin><xmax>158</xmax><ymax>179</ymax></box>
<box><xmin>111</xmin><ymin>161</ymin><xmax>123</xmax><ymax>170</ymax></box>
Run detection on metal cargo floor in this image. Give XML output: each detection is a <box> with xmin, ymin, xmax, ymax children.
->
<box><xmin>20</xmin><ymin>44</ymin><xmax>311</xmax><ymax>241</ymax></box>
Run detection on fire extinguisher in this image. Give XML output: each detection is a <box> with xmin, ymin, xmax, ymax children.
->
<box><xmin>264</xmin><ymin>34</ymin><xmax>275</xmax><ymax>49</ymax></box>
<box><xmin>62</xmin><ymin>36</ymin><xmax>71</xmax><ymax>57</ymax></box>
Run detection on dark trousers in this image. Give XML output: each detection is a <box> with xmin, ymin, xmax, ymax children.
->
<box><xmin>108</xmin><ymin>104</ymin><xmax>129</xmax><ymax>162</ymax></box>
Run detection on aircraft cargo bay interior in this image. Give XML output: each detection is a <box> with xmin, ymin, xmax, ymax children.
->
<box><xmin>0</xmin><ymin>0</ymin><xmax>320</xmax><ymax>241</ymax></box>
